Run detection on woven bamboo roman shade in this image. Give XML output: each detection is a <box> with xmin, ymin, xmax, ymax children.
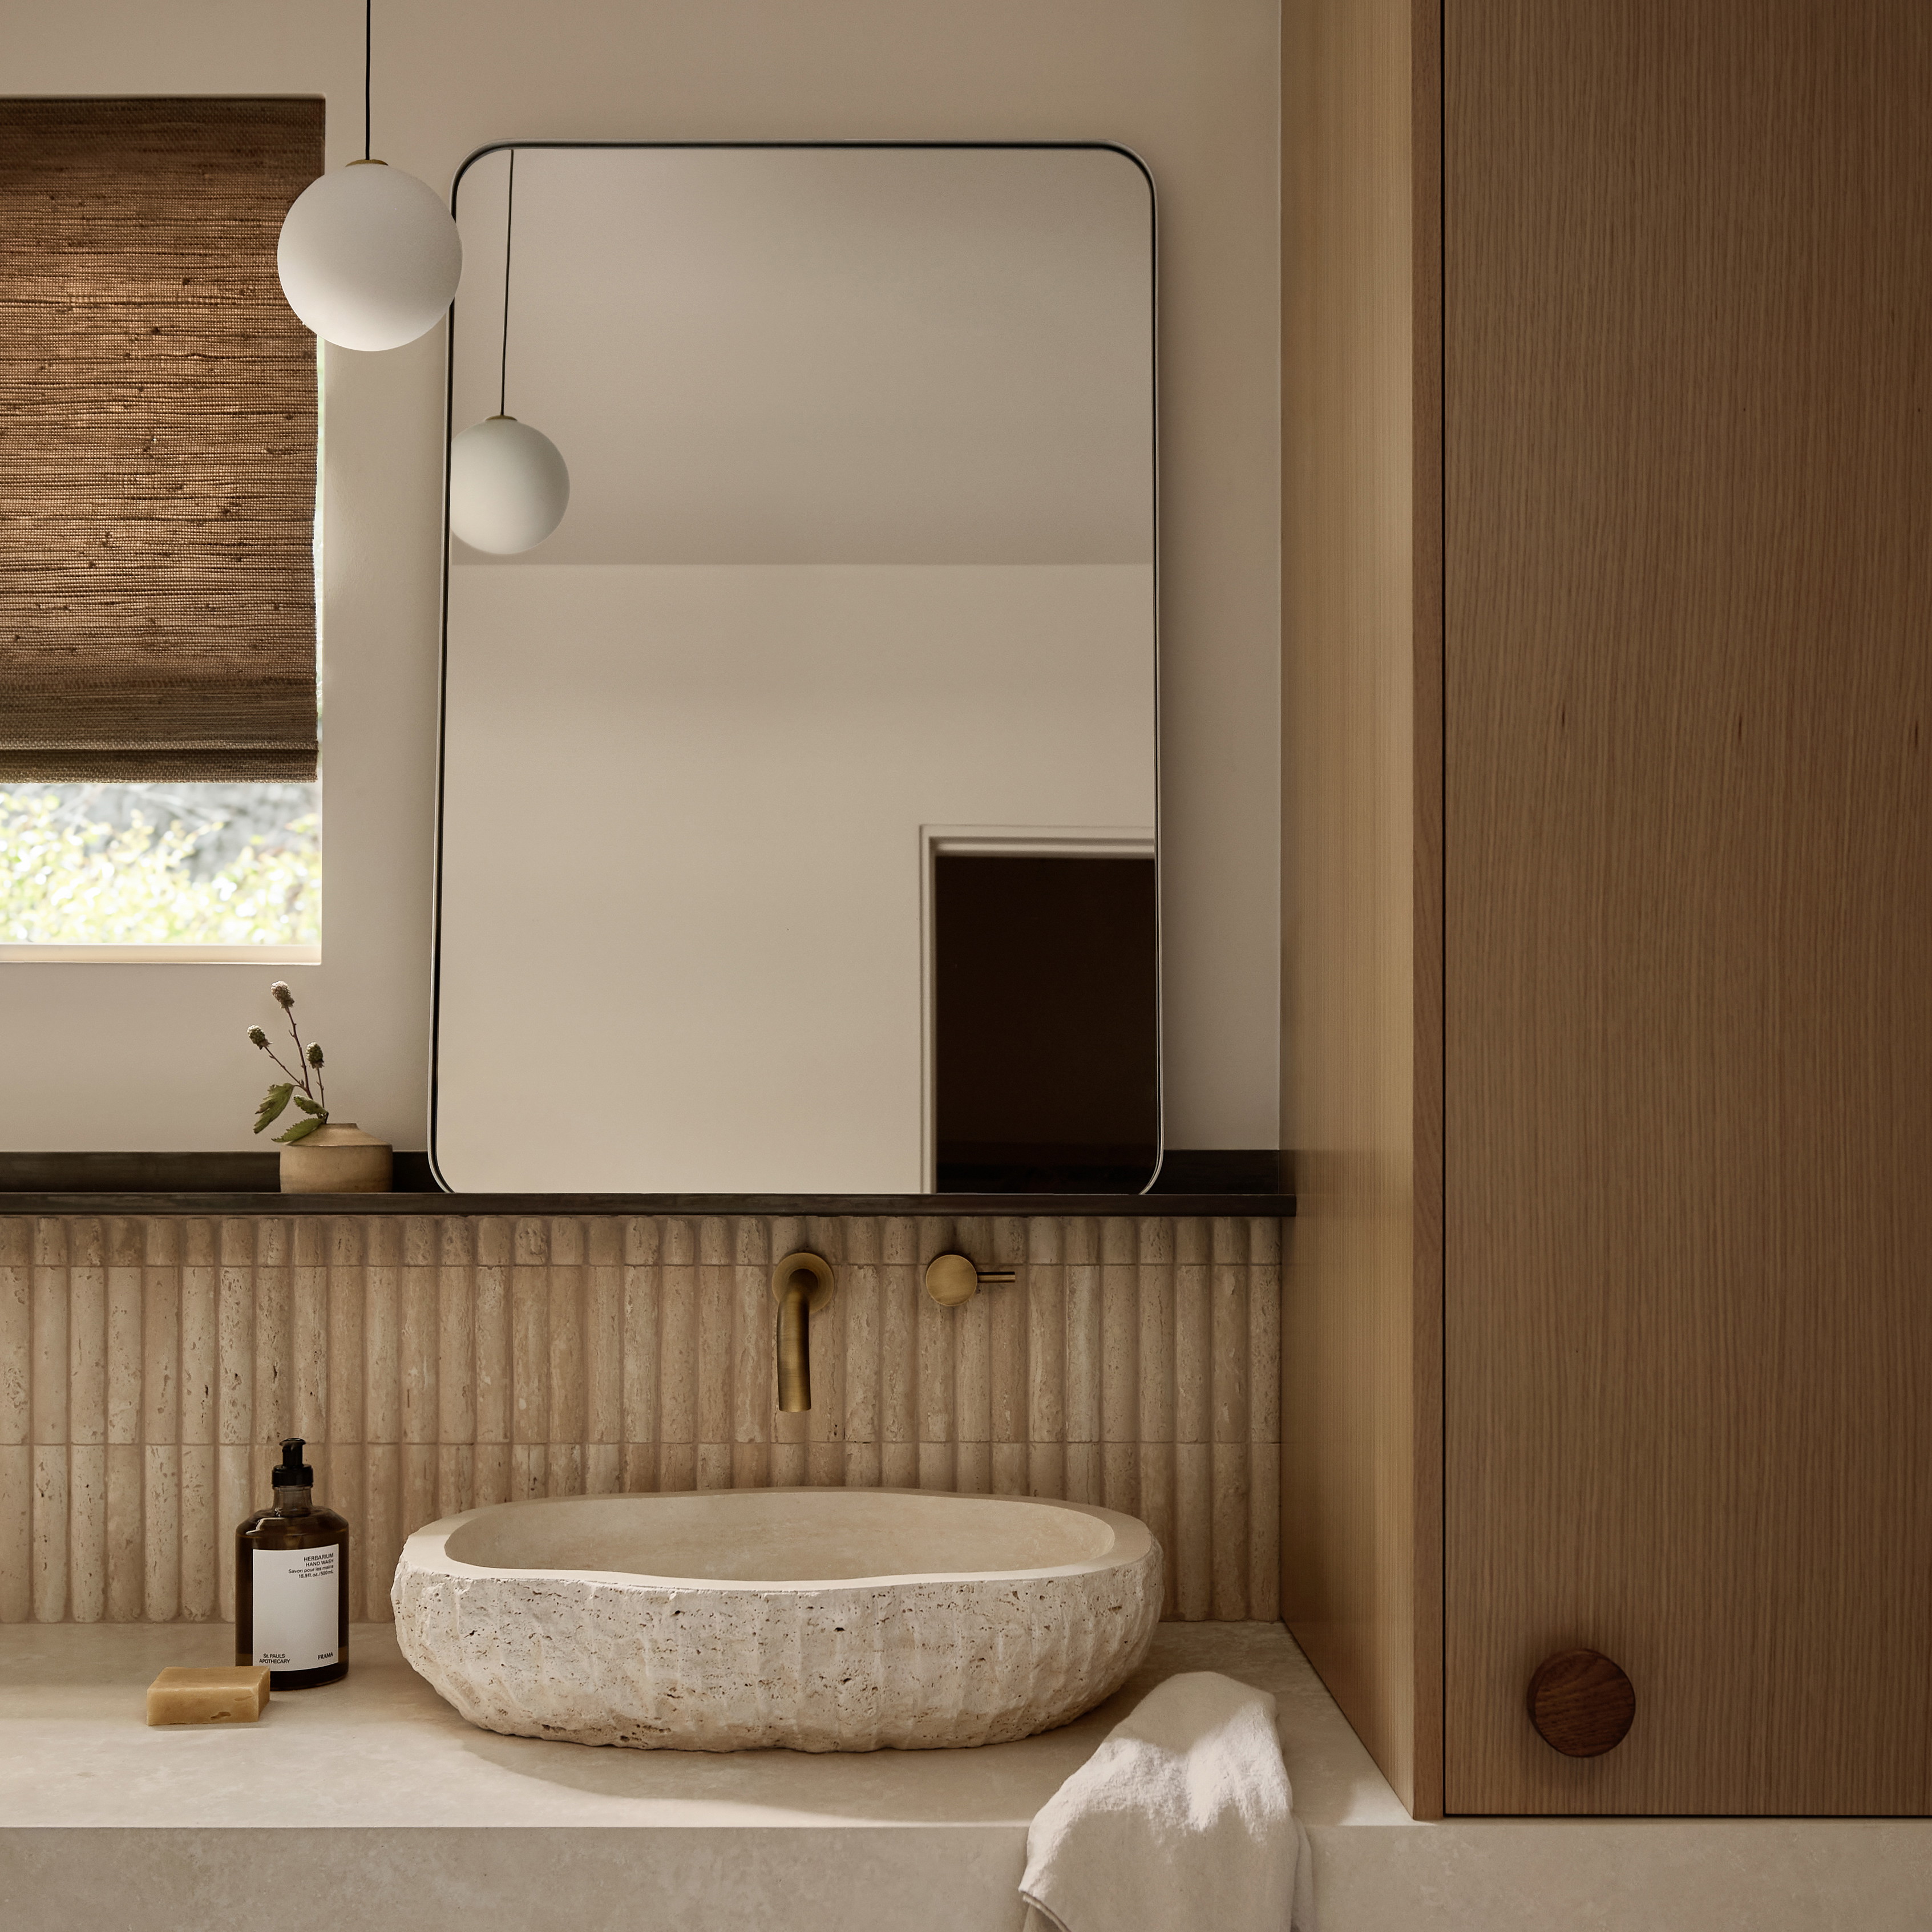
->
<box><xmin>0</xmin><ymin>98</ymin><xmax>324</xmax><ymax>781</ymax></box>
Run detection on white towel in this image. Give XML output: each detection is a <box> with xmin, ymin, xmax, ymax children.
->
<box><xmin>1019</xmin><ymin>1671</ymin><xmax>1317</xmax><ymax>1932</ymax></box>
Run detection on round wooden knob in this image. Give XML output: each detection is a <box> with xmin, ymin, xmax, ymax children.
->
<box><xmin>1526</xmin><ymin>1649</ymin><xmax>1635</xmax><ymax>1757</ymax></box>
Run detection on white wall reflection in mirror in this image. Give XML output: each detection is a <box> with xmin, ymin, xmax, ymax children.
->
<box><xmin>434</xmin><ymin>144</ymin><xmax>1156</xmax><ymax>1194</ymax></box>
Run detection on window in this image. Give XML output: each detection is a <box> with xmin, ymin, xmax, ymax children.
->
<box><xmin>0</xmin><ymin>98</ymin><xmax>324</xmax><ymax>957</ymax></box>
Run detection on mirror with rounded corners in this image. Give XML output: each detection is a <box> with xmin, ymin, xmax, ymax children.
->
<box><xmin>433</xmin><ymin>143</ymin><xmax>1157</xmax><ymax>1194</ymax></box>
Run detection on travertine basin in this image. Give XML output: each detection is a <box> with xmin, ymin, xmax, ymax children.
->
<box><xmin>392</xmin><ymin>1487</ymin><xmax>1161</xmax><ymax>1752</ymax></box>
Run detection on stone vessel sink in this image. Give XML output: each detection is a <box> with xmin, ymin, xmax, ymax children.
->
<box><xmin>392</xmin><ymin>1487</ymin><xmax>1161</xmax><ymax>1752</ymax></box>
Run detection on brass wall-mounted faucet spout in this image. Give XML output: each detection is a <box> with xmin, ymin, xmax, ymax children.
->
<box><xmin>777</xmin><ymin>1270</ymin><xmax>813</xmax><ymax>1411</ymax></box>
<box><xmin>771</xmin><ymin>1252</ymin><xmax>834</xmax><ymax>1413</ymax></box>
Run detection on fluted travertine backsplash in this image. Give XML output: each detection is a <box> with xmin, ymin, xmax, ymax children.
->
<box><xmin>0</xmin><ymin>1212</ymin><xmax>1280</xmax><ymax>1627</ymax></box>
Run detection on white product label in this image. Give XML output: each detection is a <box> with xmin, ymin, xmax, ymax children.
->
<box><xmin>252</xmin><ymin>1545</ymin><xmax>339</xmax><ymax>1669</ymax></box>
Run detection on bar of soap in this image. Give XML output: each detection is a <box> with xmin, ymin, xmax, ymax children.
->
<box><xmin>145</xmin><ymin>1666</ymin><xmax>270</xmax><ymax>1727</ymax></box>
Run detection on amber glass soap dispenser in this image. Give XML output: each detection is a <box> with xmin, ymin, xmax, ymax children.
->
<box><xmin>236</xmin><ymin>1436</ymin><xmax>349</xmax><ymax>1688</ymax></box>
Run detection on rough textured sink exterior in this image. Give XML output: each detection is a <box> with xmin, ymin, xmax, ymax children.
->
<box><xmin>391</xmin><ymin>1487</ymin><xmax>1161</xmax><ymax>1752</ymax></box>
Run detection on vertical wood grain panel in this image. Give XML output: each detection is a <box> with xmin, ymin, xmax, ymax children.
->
<box><xmin>1444</xmin><ymin>0</ymin><xmax>1932</xmax><ymax>1816</ymax></box>
<box><xmin>1280</xmin><ymin>0</ymin><xmax>1442</xmax><ymax>1817</ymax></box>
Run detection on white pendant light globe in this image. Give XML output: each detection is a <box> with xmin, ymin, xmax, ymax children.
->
<box><xmin>277</xmin><ymin>160</ymin><xmax>462</xmax><ymax>351</ymax></box>
<box><xmin>449</xmin><ymin>416</ymin><xmax>570</xmax><ymax>554</ymax></box>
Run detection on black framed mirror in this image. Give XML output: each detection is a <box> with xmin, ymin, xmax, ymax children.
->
<box><xmin>433</xmin><ymin>143</ymin><xmax>1158</xmax><ymax>1193</ymax></box>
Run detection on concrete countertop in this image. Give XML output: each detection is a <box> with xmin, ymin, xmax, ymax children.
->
<box><xmin>0</xmin><ymin>1618</ymin><xmax>1391</xmax><ymax>1833</ymax></box>
<box><xmin>0</xmin><ymin>1619</ymin><xmax>1398</xmax><ymax>1932</ymax></box>
<box><xmin>6</xmin><ymin>1620</ymin><xmax>1928</xmax><ymax>1932</ymax></box>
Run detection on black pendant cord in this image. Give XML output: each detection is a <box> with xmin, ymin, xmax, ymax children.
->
<box><xmin>363</xmin><ymin>0</ymin><xmax>372</xmax><ymax>161</ymax></box>
<box><xmin>499</xmin><ymin>148</ymin><xmax>515</xmax><ymax>418</ymax></box>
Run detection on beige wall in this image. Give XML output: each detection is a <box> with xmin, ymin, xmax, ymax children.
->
<box><xmin>0</xmin><ymin>0</ymin><xmax>1280</xmax><ymax>1157</ymax></box>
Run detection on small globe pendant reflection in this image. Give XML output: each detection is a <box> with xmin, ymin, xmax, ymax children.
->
<box><xmin>448</xmin><ymin>415</ymin><xmax>570</xmax><ymax>555</ymax></box>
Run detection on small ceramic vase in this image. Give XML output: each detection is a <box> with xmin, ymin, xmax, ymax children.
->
<box><xmin>279</xmin><ymin>1122</ymin><xmax>393</xmax><ymax>1194</ymax></box>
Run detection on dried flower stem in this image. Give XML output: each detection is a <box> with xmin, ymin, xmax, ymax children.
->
<box><xmin>257</xmin><ymin>1039</ymin><xmax>307</xmax><ymax>1089</ymax></box>
<box><xmin>249</xmin><ymin>981</ymin><xmax>333</xmax><ymax>1141</ymax></box>
<box><xmin>281</xmin><ymin>1001</ymin><xmax>320</xmax><ymax>1106</ymax></box>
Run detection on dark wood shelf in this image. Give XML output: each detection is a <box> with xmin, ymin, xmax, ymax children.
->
<box><xmin>0</xmin><ymin>1190</ymin><xmax>1294</xmax><ymax>1218</ymax></box>
<box><xmin>0</xmin><ymin>1149</ymin><xmax>1291</xmax><ymax>1217</ymax></box>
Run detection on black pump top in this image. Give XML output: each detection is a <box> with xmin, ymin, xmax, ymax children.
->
<box><xmin>272</xmin><ymin>1437</ymin><xmax>313</xmax><ymax>1489</ymax></box>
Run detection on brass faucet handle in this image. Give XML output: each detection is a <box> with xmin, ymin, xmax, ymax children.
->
<box><xmin>924</xmin><ymin>1254</ymin><xmax>1017</xmax><ymax>1308</ymax></box>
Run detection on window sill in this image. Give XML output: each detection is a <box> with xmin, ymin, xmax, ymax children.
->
<box><xmin>0</xmin><ymin>944</ymin><xmax>320</xmax><ymax>965</ymax></box>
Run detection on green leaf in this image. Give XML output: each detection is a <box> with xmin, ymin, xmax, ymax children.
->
<box><xmin>275</xmin><ymin>1115</ymin><xmax>324</xmax><ymax>1144</ymax></box>
<box><xmin>253</xmin><ymin>1084</ymin><xmax>294</xmax><ymax>1134</ymax></box>
<box><xmin>292</xmin><ymin>1094</ymin><xmax>327</xmax><ymax>1118</ymax></box>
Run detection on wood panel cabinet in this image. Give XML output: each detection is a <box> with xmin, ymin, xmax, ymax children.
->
<box><xmin>1283</xmin><ymin>0</ymin><xmax>1932</xmax><ymax>1818</ymax></box>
